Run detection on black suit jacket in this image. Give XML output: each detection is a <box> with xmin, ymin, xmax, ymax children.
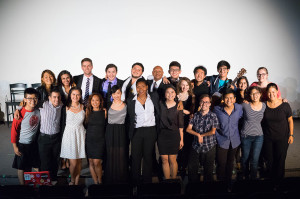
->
<box><xmin>99</xmin><ymin>78</ymin><xmax>124</xmax><ymax>108</ymax></box>
<box><xmin>126</xmin><ymin>93</ymin><xmax>160</xmax><ymax>140</ymax></box>
<box><xmin>147</xmin><ymin>79</ymin><xmax>168</xmax><ymax>101</ymax></box>
<box><xmin>73</xmin><ymin>74</ymin><xmax>101</xmax><ymax>94</ymax></box>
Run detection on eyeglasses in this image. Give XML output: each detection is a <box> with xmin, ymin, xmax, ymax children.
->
<box><xmin>257</xmin><ymin>73</ymin><xmax>267</xmax><ymax>77</ymax></box>
<box><xmin>169</xmin><ymin>69</ymin><xmax>180</xmax><ymax>73</ymax></box>
<box><xmin>26</xmin><ymin>97</ymin><xmax>38</xmax><ymax>102</ymax></box>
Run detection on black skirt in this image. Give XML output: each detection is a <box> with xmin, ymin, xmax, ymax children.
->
<box><xmin>12</xmin><ymin>142</ymin><xmax>40</xmax><ymax>171</ymax></box>
<box><xmin>105</xmin><ymin>123</ymin><xmax>129</xmax><ymax>183</ymax></box>
<box><xmin>158</xmin><ymin>129</ymin><xmax>180</xmax><ymax>155</ymax></box>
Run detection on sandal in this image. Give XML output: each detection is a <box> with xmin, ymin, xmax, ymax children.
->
<box><xmin>69</xmin><ymin>181</ymin><xmax>75</xmax><ymax>186</ymax></box>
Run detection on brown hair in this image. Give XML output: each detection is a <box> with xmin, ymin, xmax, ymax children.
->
<box><xmin>177</xmin><ymin>77</ymin><xmax>193</xmax><ymax>96</ymax></box>
<box><xmin>41</xmin><ymin>69</ymin><xmax>56</xmax><ymax>87</ymax></box>
<box><xmin>85</xmin><ymin>93</ymin><xmax>104</xmax><ymax>124</ymax></box>
<box><xmin>257</xmin><ymin>67</ymin><xmax>268</xmax><ymax>75</ymax></box>
<box><xmin>81</xmin><ymin>58</ymin><xmax>93</xmax><ymax>66</ymax></box>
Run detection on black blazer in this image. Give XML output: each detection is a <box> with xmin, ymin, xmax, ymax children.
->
<box><xmin>147</xmin><ymin>79</ymin><xmax>168</xmax><ymax>101</ymax></box>
<box><xmin>99</xmin><ymin>78</ymin><xmax>124</xmax><ymax>108</ymax></box>
<box><xmin>126</xmin><ymin>93</ymin><xmax>160</xmax><ymax>140</ymax></box>
<box><xmin>73</xmin><ymin>74</ymin><xmax>101</xmax><ymax>93</ymax></box>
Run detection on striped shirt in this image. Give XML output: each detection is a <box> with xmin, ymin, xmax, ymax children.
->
<box><xmin>39</xmin><ymin>101</ymin><xmax>63</xmax><ymax>135</ymax></box>
<box><xmin>241</xmin><ymin>103</ymin><xmax>266</xmax><ymax>137</ymax></box>
<box><xmin>189</xmin><ymin>111</ymin><xmax>219</xmax><ymax>153</ymax></box>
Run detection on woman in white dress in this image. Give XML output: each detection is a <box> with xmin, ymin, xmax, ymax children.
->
<box><xmin>60</xmin><ymin>87</ymin><xmax>86</xmax><ymax>185</ymax></box>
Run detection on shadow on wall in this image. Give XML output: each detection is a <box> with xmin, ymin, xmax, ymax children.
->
<box><xmin>279</xmin><ymin>77</ymin><xmax>300</xmax><ymax>117</ymax></box>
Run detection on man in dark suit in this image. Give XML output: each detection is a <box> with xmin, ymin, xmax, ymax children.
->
<box><xmin>99</xmin><ymin>64</ymin><xmax>124</xmax><ymax>108</ymax></box>
<box><xmin>73</xmin><ymin>58</ymin><xmax>101</xmax><ymax>104</ymax></box>
<box><xmin>147</xmin><ymin>65</ymin><xmax>168</xmax><ymax>101</ymax></box>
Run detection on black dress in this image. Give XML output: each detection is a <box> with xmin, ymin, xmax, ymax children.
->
<box><xmin>85</xmin><ymin>110</ymin><xmax>106</xmax><ymax>159</ymax></box>
<box><xmin>105</xmin><ymin>105</ymin><xmax>129</xmax><ymax>183</ymax></box>
<box><xmin>158</xmin><ymin>101</ymin><xmax>184</xmax><ymax>155</ymax></box>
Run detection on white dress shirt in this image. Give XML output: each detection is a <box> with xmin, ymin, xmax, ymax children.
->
<box><xmin>151</xmin><ymin>78</ymin><xmax>162</xmax><ymax>92</ymax></box>
<box><xmin>81</xmin><ymin>75</ymin><xmax>94</xmax><ymax>99</ymax></box>
<box><xmin>134</xmin><ymin>94</ymin><xmax>156</xmax><ymax>128</ymax></box>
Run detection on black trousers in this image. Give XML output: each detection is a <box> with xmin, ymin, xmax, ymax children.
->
<box><xmin>188</xmin><ymin>146</ymin><xmax>216</xmax><ymax>182</ymax></box>
<box><xmin>216</xmin><ymin>144</ymin><xmax>238</xmax><ymax>182</ymax></box>
<box><xmin>131</xmin><ymin>126</ymin><xmax>157</xmax><ymax>185</ymax></box>
<box><xmin>263</xmin><ymin>137</ymin><xmax>289</xmax><ymax>182</ymax></box>
<box><xmin>38</xmin><ymin>133</ymin><xmax>61</xmax><ymax>181</ymax></box>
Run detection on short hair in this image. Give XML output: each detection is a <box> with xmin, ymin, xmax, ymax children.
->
<box><xmin>257</xmin><ymin>67</ymin><xmax>268</xmax><ymax>75</ymax></box>
<box><xmin>24</xmin><ymin>88</ymin><xmax>38</xmax><ymax>98</ymax></box>
<box><xmin>193</xmin><ymin>66</ymin><xmax>207</xmax><ymax>75</ymax></box>
<box><xmin>266</xmin><ymin>83</ymin><xmax>278</xmax><ymax>91</ymax></box>
<box><xmin>105</xmin><ymin>64</ymin><xmax>118</xmax><ymax>72</ymax></box>
<box><xmin>57</xmin><ymin>70</ymin><xmax>74</xmax><ymax>87</ymax></box>
<box><xmin>49</xmin><ymin>86</ymin><xmax>61</xmax><ymax>96</ymax></box>
<box><xmin>111</xmin><ymin>85</ymin><xmax>121</xmax><ymax>94</ymax></box>
<box><xmin>66</xmin><ymin>87</ymin><xmax>83</xmax><ymax>108</ymax></box>
<box><xmin>217</xmin><ymin>60</ymin><xmax>230</xmax><ymax>70</ymax></box>
<box><xmin>169</xmin><ymin>61</ymin><xmax>181</xmax><ymax>69</ymax></box>
<box><xmin>41</xmin><ymin>69</ymin><xmax>56</xmax><ymax>86</ymax></box>
<box><xmin>248</xmin><ymin>86</ymin><xmax>262</xmax><ymax>102</ymax></box>
<box><xmin>136</xmin><ymin>78</ymin><xmax>147</xmax><ymax>86</ymax></box>
<box><xmin>132</xmin><ymin>62</ymin><xmax>144</xmax><ymax>72</ymax></box>
<box><xmin>81</xmin><ymin>58</ymin><xmax>93</xmax><ymax>66</ymax></box>
<box><xmin>199</xmin><ymin>94</ymin><xmax>211</xmax><ymax>103</ymax></box>
<box><xmin>222</xmin><ymin>88</ymin><xmax>235</xmax><ymax>99</ymax></box>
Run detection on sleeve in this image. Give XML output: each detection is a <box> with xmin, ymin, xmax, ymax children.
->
<box><xmin>211</xmin><ymin>113</ymin><xmax>219</xmax><ymax>129</ymax></box>
<box><xmin>189</xmin><ymin>113</ymin><xmax>195</xmax><ymax>125</ymax></box>
<box><xmin>249</xmin><ymin>82</ymin><xmax>257</xmax><ymax>87</ymax></box>
<box><xmin>284</xmin><ymin>103</ymin><xmax>292</xmax><ymax>118</ymax></box>
<box><xmin>11</xmin><ymin>118</ymin><xmax>21</xmax><ymax>143</ymax></box>
<box><xmin>178</xmin><ymin>110</ymin><xmax>184</xmax><ymax>128</ymax></box>
<box><xmin>277</xmin><ymin>84</ymin><xmax>282</xmax><ymax>98</ymax></box>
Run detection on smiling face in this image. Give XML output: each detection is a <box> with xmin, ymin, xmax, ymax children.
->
<box><xmin>199</xmin><ymin>96</ymin><xmax>211</xmax><ymax>112</ymax></box>
<box><xmin>131</xmin><ymin>65</ymin><xmax>143</xmax><ymax>78</ymax></box>
<box><xmin>112</xmin><ymin>89</ymin><xmax>122</xmax><ymax>101</ymax></box>
<box><xmin>81</xmin><ymin>61</ymin><xmax>93</xmax><ymax>76</ymax></box>
<box><xmin>24</xmin><ymin>94</ymin><xmax>38</xmax><ymax>109</ymax></box>
<box><xmin>257</xmin><ymin>68</ymin><xmax>268</xmax><ymax>83</ymax></box>
<box><xmin>194</xmin><ymin>69</ymin><xmax>206</xmax><ymax>83</ymax></box>
<box><xmin>267</xmin><ymin>86</ymin><xmax>278</xmax><ymax>101</ymax></box>
<box><xmin>152</xmin><ymin>66</ymin><xmax>164</xmax><ymax>81</ymax></box>
<box><xmin>218</xmin><ymin>65</ymin><xmax>229</xmax><ymax>79</ymax></box>
<box><xmin>223</xmin><ymin>93</ymin><xmax>236</xmax><ymax>108</ymax></box>
<box><xmin>106</xmin><ymin>67</ymin><xmax>117</xmax><ymax>81</ymax></box>
<box><xmin>136</xmin><ymin>81</ymin><xmax>148</xmax><ymax>96</ymax></box>
<box><xmin>250</xmin><ymin>88</ymin><xmax>261</xmax><ymax>102</ymax></box>
<box><xmin>49</xmin><ymin>92</ymin><xmax>61</xmax><ymax>107</ymax></box>
<box><xmin>61</xmin><ymin>74</ymin><xmax>71</xmax><ymax>87</ymax></box>
<box><xmin>238</xmin><ymin>78</ymin><xmax>248</xmax><ymax>91</ymax></box>
<box><xmin>169</xmin><ymin>66</ymin><xmax>181</xmax><ymax>79</ymax></box>
<box><xmin>165</xmin><ymin>87</ymin><xmax>176</xmax><ymax>101</ymax></box>
<box><xmin>71</xmin><ymin>89</ymin><xmax>81</xmax><ymax>103</ymax></box>
<box><xmin>180</xmin><ymin>80</ymin><xmax>190</xmax><ymax>93</ymax></box>
<box><xmin>42</xmin><ymin>72</ymin><xmax>54</xmax><ymax>86</ymax></box>
<box><xmin>91</xmin><ymin>95</ymin><xmax>100</xmax><ymax>110</ymax></box>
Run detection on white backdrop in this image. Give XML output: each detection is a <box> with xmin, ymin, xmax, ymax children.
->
<box><xmin>0</xmin><ymin>0</ymin><xmax>300</xmax><ymax>120</ymax></box>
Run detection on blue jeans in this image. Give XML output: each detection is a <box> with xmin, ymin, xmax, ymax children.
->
<box><xmin>241</xmin><ymin>135</ymin><xmax>263</xmax><ymax>179</ymax></box>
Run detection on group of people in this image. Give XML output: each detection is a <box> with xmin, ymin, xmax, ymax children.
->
<box><xmin>11</xmin><ymin>58</ymin><xmax>294</xmax><ymax>189</ymax></box>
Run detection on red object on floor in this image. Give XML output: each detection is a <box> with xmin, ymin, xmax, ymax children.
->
<box><xmin>24</xmin><ymin>171</ymin><xmax>51</xmax><ymax>187</ymax></box>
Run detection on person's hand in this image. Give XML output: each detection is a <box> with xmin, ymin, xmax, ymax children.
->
<box><xmin>179</xmin><ymin>139</ymin><xmax>184</xmax><ymax>149</ymax></box>
<box><xmin>230</xmin><ymin>85</ymin><xmax>235</xmax><ymax>90</ymax></box>
<box><xmin>288</xmin><ymin>135</ymin><xmax>294</xmax><ymax>144</ymax></box>
<box><xmin>183</xmin><ymin>109</ymin><xmax>190</xmax><ymax>115</ymax></box>
<box><xmin>177</xmin><ymin>101</ymin><xmax>183</xmax><ymax>110</ymax></box>
<box><xmin>189</xmin><ymin>114</ymin><xmax>194</xmax><ymax>119</ymax></box>
<box><xmin>14</xmin><ymin>110</ymin><xmax>20</xmax><ymax>120</ymax></box>
<box><xmin>243</xmin><ymin>100</ymin><xmax>249</xmax><ymax>104</ymax></box>
<box><xmin>191</xmin><ymin>82</ymin><xmax>194</xmax><ymax>89</ymax></box>
<box><xmin>163</xmin><ymin>76</ymin><xmax>170</xmax><ymax>84</ymax></box>
<box><xmin>198</xmin><ymin>134</ymin><xmax>203</xmax><ymax>143</ymax></box>
<box><xmin>207</xmin><ymin>81</ymin><xmax>211</xmax><ymax>87</ymax></box>
<box><xmin>13</xmin><ymin>146</ymin><xmax>21</xmax><ymax>156</ymax></box>
<box><xmin>282</xmin><ymin>98</ymin><xmax>288</xmax><ymax>103</ymax></box>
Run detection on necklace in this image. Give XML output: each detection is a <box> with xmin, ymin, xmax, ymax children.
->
<box><xmin>113</xmin><ymin>101</ymin><xmax>123</xmax><ymax>107</ymax></box>
<box><xmin>71</xmin><ymin>103</ymin><xmax>80</xmax><ymax>110</ymax></box>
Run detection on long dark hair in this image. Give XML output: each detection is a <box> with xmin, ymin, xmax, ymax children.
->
<box><xmin>66</xmin><ymin>87</ymin><xmax>83</xmax><ymax>108</ymax></box>
<box><xmin>57</xmin><ymin>70</ymin><xmax>75</xmax><ymax>87</ymax></box>
<box><xmin>236</xmin><ymin>76</ymin><xmax>249</xmax><ymax>103</ymax></box>
<box><xmin>85</xmin><ymin>93</ymin><xmax>104</xmax><ymax>124</ymax></box>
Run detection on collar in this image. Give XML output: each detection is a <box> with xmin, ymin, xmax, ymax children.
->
<box><xmin>153</xmin><ymin>78</ymin><xmax>162</xmax><ymax>85</ymax></box>
<box><xmin>105</xmin><ymin>77</ymin><xmax>117</xmax><ymax>84</ymax></box>
<box><xmin>133</xmin><ymin>93</ymin><xmax>151</xmax><ymax>101</ymax></box>
<box><xmin>83</xmin><ymin>74</ymin><xmax>94</xmax><ymax>81</ymax></box>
